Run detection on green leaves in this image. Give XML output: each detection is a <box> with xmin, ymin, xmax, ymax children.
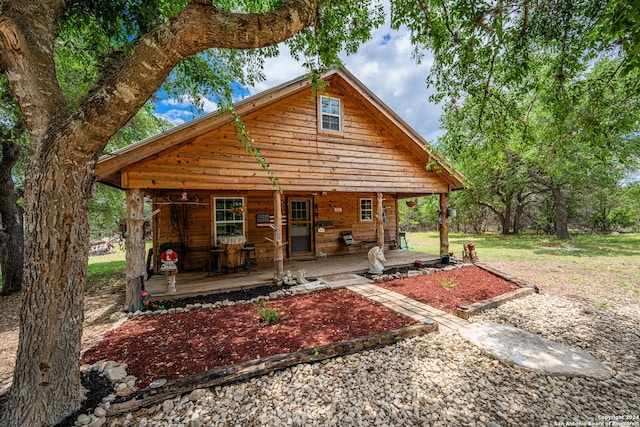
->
<box><xmin>287</xmin><ymin>0</ymin><xmax>385</xmax><ymax>73</ymax></box>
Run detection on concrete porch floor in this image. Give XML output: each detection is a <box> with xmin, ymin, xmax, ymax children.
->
<box><xmin>147</xmin><ymin>249</ymin><xmax>440</xmax><ymax>300</ymax></box>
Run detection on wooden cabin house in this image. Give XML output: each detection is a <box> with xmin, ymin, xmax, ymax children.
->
<box><xmin>95</xmin><ymin>68</ymin><xmax>465</xmax><ymax>308</ymax></box>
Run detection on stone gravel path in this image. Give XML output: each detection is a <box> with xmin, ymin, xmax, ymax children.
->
<box><xmin>105</xmin><ymin>292</ymin><xmax>640</xmax><ymax>427</ymax></box>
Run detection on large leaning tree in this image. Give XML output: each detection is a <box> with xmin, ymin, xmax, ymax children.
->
<box><xmin>0</xmin><ymin>0</ymin><xmax>383</xmax><ymax>425</ymax></box>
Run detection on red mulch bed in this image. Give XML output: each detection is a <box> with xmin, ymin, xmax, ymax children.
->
<box><xmin>378</xmin><ymin>265</ymin><xmax>519</xmax><ymax>313</ymax></box>
<box><xmin>81</xmin><ymin>288</ymin><xmax>415</xmax><ymax>388</ymax></box>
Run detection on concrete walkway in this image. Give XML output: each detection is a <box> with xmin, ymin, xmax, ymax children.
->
<box><xmin>321</xmin><ymin>273</ymin><xmax>469</xmax><ymax>334</ymax></box>
<box><xmin>319</xmin><ymin>272</ymin><xmax>611</xmax><ymax>379</ymax></box>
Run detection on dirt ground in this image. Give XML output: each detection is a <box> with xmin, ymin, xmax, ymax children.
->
<box><xmin>488</xmin><ymin>258</ymin><xmax>640</xmax><ymax>308</ymax></box>
<box><xmin>1</xmin><ymin>257</ymin><xmax>639</xmax><ymax>389</ymax></box>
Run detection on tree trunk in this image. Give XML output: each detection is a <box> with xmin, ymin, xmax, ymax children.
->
<box><xmin>552</xmin><ymin>186</ymin><xmax>570</xmax><ymax>239</ymax></box>
<box><xmin>273</xmin><ymin>190</ymin><xmax>284</xmax><ymax>280</ymax></box>
<box><xmin>124</xmin><ymin>189</ymin><xmax>147</xmax><ymax>312</ymax></box>
<box><xmin>501</xmin><ymin>197</ymin><xmax>512</xmax><ymax>234</ymax></box>
<box><xmin>439</xmin><ymin>193</ymin><xmax>449</xmax><ymax>256</ymax></box>
<box><xmin>376</xmin><ymin>192</ymin><xmax>384</xmax><ymax>248</ymax></box>
<box><xmin>513</xmin><ymin>205</ymin><xmax>523</xmax><ymax>235</ymax></box>
<box><xmin>0</xmin><ymin>139</ymin><xmax>24</xmax><ymax>295</ymax></box>
<box><xmin>512</xmin><ymin>191</ymin><xmax>527</xmax><ymax>235</ymax></box>
<box><xmin>1</xmin><ymin>139</ymin><xmax>93</xmax><ymax>426</ymax></box>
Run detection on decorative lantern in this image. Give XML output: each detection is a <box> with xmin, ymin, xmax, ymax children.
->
<box><xmin>181</xmin><ymin>191</ymin><xmax>188</xmax><ymax>202</ymax></box>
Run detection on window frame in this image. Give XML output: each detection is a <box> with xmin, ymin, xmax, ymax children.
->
<box><xmin>213</xmin><ymin>196</ymin><xmax>245</xmax><ymax>242</ymax></box>
<box><xmin>319</xmin><ymin>95</ymin><xmax>342</xmax><ymax>133</ymax></box>
<box><xmin>359</xmin><ymin>198</ymin><xmax>373</xmax><ymax>222</ymax></box>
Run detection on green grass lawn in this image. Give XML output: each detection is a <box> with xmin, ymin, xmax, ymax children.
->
<box><xmin>86</xmin><ymin>250</ymin><xmax>127</xmax><ymax>291</ymax></box>
<box><xmin>407</xmin><ymin>231</ymin><xmax>640</xmax><ymax>301</ymax></box>
<box><xmin>406</xmin><ymin>231</ymin><xmax>640</xmax><ymax>262</ymax></box>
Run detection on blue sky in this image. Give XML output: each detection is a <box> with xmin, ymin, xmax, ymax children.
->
<box><xmin>153</xmin><ymin>17</ymin><xmax>444</xmax><ymax>144</ymax></box>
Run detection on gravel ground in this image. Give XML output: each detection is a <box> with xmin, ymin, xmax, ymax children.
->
<box><xmin>105</xmin><ymin>292</ymin><xmax>640</xmax><ymax>427</ymax></box>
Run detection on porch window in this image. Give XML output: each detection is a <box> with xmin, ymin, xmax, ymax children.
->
<box><xmin>214</xmin><ymin>197</ymin><xmax>245</xmax><ymax>241</ymax></box>
<box><xmin>320</xmin><ymin>95</ymin><xmax>342</xmax><ymax>132</ymax></box>
<box><xmin>360</xmin><ymin>198</ymin><xmax>373</xmax><ymax>221</ymax></box>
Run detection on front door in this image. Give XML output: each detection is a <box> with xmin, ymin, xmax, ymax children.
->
<box><xmin>288</xmin><ymin>198</ymin><xmax>313</xmax><ymax>257</ymax></box>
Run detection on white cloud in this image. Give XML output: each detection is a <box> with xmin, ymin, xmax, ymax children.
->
<box><xmin>248</xmin><ymin>45</ymin><xmax>306</xmax><ymax>94</ymax></box>
<box><xmin>200</xmin><ymin>97</ymin><xmax>219</xmax><ymax>114</ymax></box>
<box><xmin>155</xmin><ymin>108</ymin><xmax>195</xmax><ymax>126</ymax></box>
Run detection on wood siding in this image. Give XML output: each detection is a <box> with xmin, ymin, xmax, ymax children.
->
<box><xmin>152</xmin><ymin>190</ymin><xmax>399</xmax><ymax>272</ymax></box>
<box><xmin>123</xmin><ymin>82</ymin><xmax>447</xmax><ymax>194</ymax></box>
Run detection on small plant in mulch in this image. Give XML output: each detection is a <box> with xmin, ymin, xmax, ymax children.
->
<box><xmin>255</xmin><ymin>300</ymin><xmax>280</xmax><ymax>324</ymax></box>
<box><xmin>437</xmin><ymin>277</ymin><xmax>459</xmax><ymax>289</ymax></box>
<box><xmin>140</xmin><ymin>290</ymin><xmax>165</xmax><ymax>311</ymax></box>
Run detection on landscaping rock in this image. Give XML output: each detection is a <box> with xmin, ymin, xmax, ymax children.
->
<box><xmin>188</xmin><ymin>389</ymin><xmax>207</xmax><ymax>402</ymax></box>
<box><xmin>104</xmin><ymin>293</ymin><xmax>640</xmax><ymax>426</ymax></box>
<box><xmin>103</xmin><ymin>364</ymin><xmax>127</xmax><ymax>382</ymax></box>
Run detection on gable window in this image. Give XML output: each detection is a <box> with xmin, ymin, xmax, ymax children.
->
<box><xmin>214</xmin><ymin>197</ymin><xmax>245</xmax><ymax>241</ymax></box>
<box><xmin>320</xmin><ymin>95</ymin><xmax>342</xmax><ymax>132</ymax></box>
<box><xmin>360</xmin><ymin>198</ymin><xmax>373</xmax><ymax>221</ymax></box>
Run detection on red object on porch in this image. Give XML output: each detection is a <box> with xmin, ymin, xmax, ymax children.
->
<box><xmin>160</xmin><ymin>250</ymin><xmax>179</xmax><ymax>262</ymax></box>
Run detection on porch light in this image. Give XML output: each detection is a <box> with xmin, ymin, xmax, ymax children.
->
<box><xmin>181</xmin><ymin>191</ymin><xmax>188</xmax><ymax>201</ymax></box>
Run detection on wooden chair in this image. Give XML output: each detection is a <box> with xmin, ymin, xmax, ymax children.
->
<box><xmin>398</xmin><ymin>232</ymin><xmax>408</xmax><ymax>249</ymax></box>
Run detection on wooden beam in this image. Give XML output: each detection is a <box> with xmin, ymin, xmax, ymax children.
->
<box><xmin>439</xmin><ymin>193</ymin><xmax>449</xmax><ymax>258</ymax></box>
<box><xmin>125</xmin><ymin>189</ymin><xmax>147</xmax><ymax>312</ymax></box>
<box><xmin>376</xmin><ymin>192</ymin><xmax>384</xmax><ymax>248</ymax></box>
<box><xmin>273</xmin><ymin>190</ymin><xmax>284</xmax><ymax>280</ymax></box>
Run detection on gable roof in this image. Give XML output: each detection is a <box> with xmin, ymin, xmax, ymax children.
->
<box><xmin>96</xmin><ymin>67</ymin><xmax>465</xmax><ymax>193</ymax></box>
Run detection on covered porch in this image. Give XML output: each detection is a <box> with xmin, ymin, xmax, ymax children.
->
<box><xmin>146</xmin><ymin>249</ymin><xmax>440</xmax><ymax>300</ymax></box>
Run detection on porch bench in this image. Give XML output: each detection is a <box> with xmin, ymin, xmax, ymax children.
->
<box><xmin>340</xmin><ymin>231</ymin><xmax>360</xmax><ymax>253</ymax></box>
<box><xmin>340</xmin><ymin>232</ymin><xmax>378</xmax><ymax>253</ymax></box>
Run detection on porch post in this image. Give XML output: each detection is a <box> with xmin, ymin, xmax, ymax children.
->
<box><xmin>273</xmin><ymin>190</ymin><xmax>284</xmax><ymax>280</ymax></box>
<box><xmin>376</xmin><ymin>192</ymin><xmax>384</xmax><ymax>249</ymax></box>
<box><xmin>124</xmin><ymin>188</ymin><xmax>147</xmax><ymax>312</ymax></box>
<box><xmin>439</xmin><ymin>192</ymin><xmax>449</xmax><ymax>258</ymax></box>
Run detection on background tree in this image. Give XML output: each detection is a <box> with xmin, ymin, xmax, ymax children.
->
<box><xmin>89</xmin><ymin>103</ymin><xmax>171</xmax><ymax>238</ymax></box>
<box><xmin>438</xmin><ymin>91</ymin><xmax>538</xmax><ymax>235</ymax></box>
<box><xmin>522</xmin><ymin>59</ymin><xmax>640</xmax><ymax>238</ymax></box>
<box><xmin>391</xmin><ymin>0</ymin><xmax>640</xmax><ymax>239</ymax></box>
<box><xmin>0</xmin><ymin>0</ymin><xmax>384</xmax><ymax>425</ymax></box>
<box><xmin>0</xmin><ymin>78</ymin><xmax>25</xmax><ymax>295</ymax></box>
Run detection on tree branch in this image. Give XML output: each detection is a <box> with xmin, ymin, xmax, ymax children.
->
<box><xmin>439</xmin><ymin>0</ymin><xmax>461</xmax><ymax>44</ymax></box>
<box><xmin>0</xmin><ymin>0</ymin><xmax>68</xmax><ymax>142</ymax></box>
<box><xmin>53</xmin><ymin>0</ymin><xmax>325</xmax><ymax>158</ymax></box>
<box><xmin>475</xmin><ymin>201</ymin><xmax>504</xmax><ymax>220</ymax></box>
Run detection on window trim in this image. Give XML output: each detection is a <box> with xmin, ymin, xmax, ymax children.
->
<box><xmin>359</xmin><ymin>198</ymin><xmax>373</xmax><ymax>222</ymax></box>
<box><xmin>319</xmin><ymin>95</ymin><xmax>342</xmax><ymax>133</ymax></box>
<box><xmin>213</xmin><ymin>196</ymin><xmax>246</xmax><ymax>242</ymax></box>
